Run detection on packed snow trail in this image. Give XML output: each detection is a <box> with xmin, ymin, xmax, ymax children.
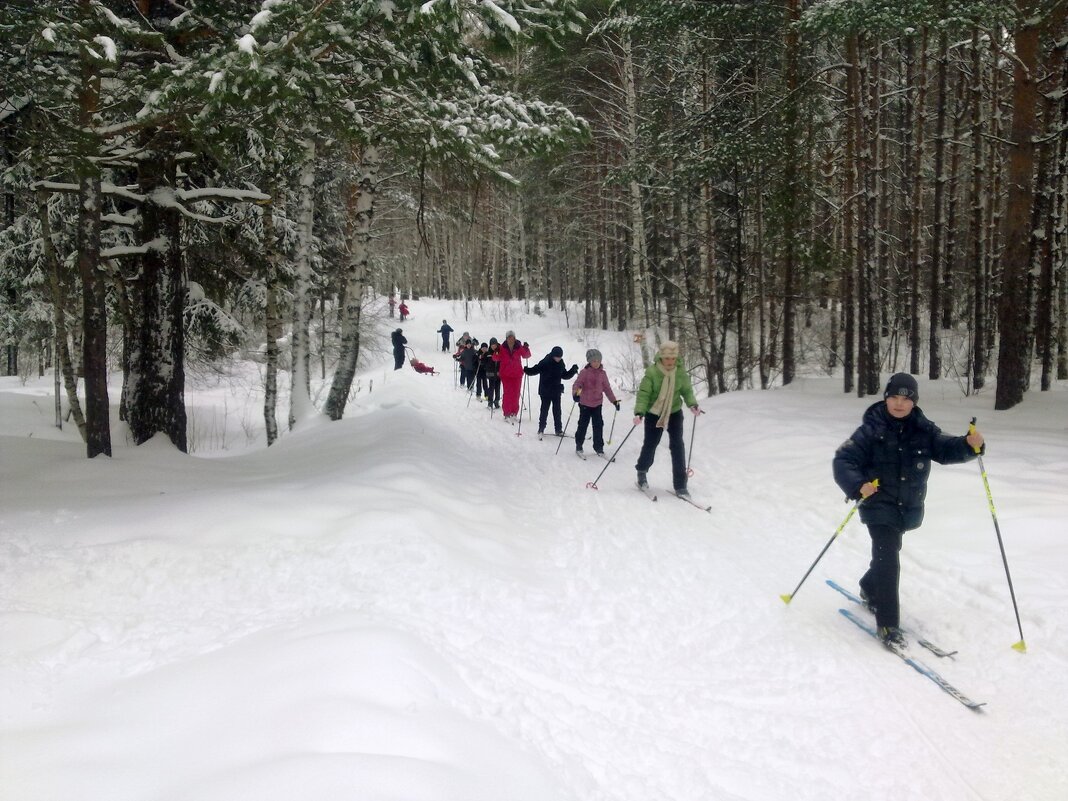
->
<box><xmin>2</xmin><ymin>299</ymin><xmax>1067</xmax><ymax>801</ymax></box>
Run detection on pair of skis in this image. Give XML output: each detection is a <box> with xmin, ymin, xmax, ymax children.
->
<box><xmin>635</xmin><ymin>483</ymin><xmax>711</xmax><ymax>512</ymax></box>
<box><xmin>828</xmin><ymin>579</ymin><xmax>984</xmax><ymax>711</ymax></box>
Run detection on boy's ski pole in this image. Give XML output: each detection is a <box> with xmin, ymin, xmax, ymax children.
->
<box><xmin>586</xmin><ymin>423</ymin><xmax>638</xmax><ymax>489</ymax></box>
<box><xmin>970</xmin><ymin>418</ymin><xmax>1026</xmax><ymax>652</ymax></box>
<box><xmin>780</xmin><ymin>480</ymin><xmax>878</xmax><ymax>604</ymax></box>
<box><xmin>555</xmin><ymin>400</ymin><xmax>577</xmax><ymax>455</ymax></box>
<box><xmin>606</xmin><ymin>404</ymin><xmax>618</xmax><ymax>444</ymax></box>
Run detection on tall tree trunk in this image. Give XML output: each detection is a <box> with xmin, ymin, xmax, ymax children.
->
<box><xmin>263</xmin><ymin>181</ymin><xmax>282</xmax><ymax>445</ymax></box>
<box><xmin>928</xmin><ymin>27</ymin><xmax>949</xmax><ymax>379</ymax></box>
<box><xmin>129</xmin><ymin>148</ymin><xmax>187</xmax><ymax>451</ymax></box>
<box><xmin>326</xmin><ymin>145</ymin><xmax>381</xmax><ymax>420</ymax></box>
<box><xmin>995</xmin><ymin>11</ymin><xmax>1043</xmax><ymax>410</ymax></box>
<box><xmin>969</xmin><ymin>30</ymin><xmax>988</xmax><ymax>391</ymax></box>
<box><xmin>842</xmin><ymin>41</ymin><xmax>858</xmax><ymax>395</ymax></box>
<box><xmin>908</xmin><ymin>30</ymin><xmax>928</xmax><ymax>375</ymax></box>
<box><xmin>76</xmin><ymin>30</ymin><xmax>110</xmax><ymax>458</ymax></box>
<box><xmin>780</xmin><ymin>0</ymin><xmax>801</xmax><ymax>386</ymax></box>
<box><xmin>77</xmin><ymin>174</ymin><xmax>110</xmax><ymax>458</ymax></box>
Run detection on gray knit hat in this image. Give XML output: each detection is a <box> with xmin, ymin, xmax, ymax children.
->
<box><xmin>586</xmin><ymin>348</ymin><xmax>602</xmax><ymax>363</ymax></box>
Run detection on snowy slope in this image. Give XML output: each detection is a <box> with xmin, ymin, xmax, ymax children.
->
<box><xmin>2</xmin><ymin>299</ymin><xmax>1067</xmax><ymax>801</ymax></box>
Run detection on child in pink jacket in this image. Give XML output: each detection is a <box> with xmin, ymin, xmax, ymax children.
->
<box><xmin>571</xmin><ymin>349</ymin><xmax>620</xmax><ymax>456</ymax></box>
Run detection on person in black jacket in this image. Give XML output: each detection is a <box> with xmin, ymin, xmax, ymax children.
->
<box><xmin>832</xmin><ymin>373</ymin><xmax>985</xmax><ymax>647</ymax></box>
<box><xmin>454</xmin><ymin>340</ymin><xmax>479</xmax><ymax>388</ymax></box>
<box><xmin>483</xmin><ymin>338</ymin><xmax>502</xmax><ymax>409</ymax></box>
<box><xmin>524</xmin><ymin>346</ymin><xmax>578</xmax><ymax>436</ymax></box>
<box><xmin>391</xmin><ymin>328</ymin><xmax>407</xmax><ymax>370</ymax></box>
<box><xmin>437</xmin><ymin>320</ymin><xmax>454</xmax><ymax>351</ymax></box>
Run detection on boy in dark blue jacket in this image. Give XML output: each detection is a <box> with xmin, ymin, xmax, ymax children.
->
<box><xmin>524</xmin><ymin>346</ymin><xmax>578</xmax><ymax>436</ymax></box>
<box><xmin>832</xmin><ymin>373</ymin><xmax>984</xmax><ymax>647</ymax></box>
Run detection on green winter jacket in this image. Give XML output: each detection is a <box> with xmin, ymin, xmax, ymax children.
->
<box><xmin>634</xmin><ymin>357</ymin><xmax>698</xmax><ymax>416</ymax></box>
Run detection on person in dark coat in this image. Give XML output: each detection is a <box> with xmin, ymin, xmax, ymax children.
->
<box><xmin>437</xmin><ymin>320</ymin><xmax>454</xmax><ymax>351</ymax></box>
<box><xmin>483</xmin><ymin>338</ymin><xmax>502</xmax><ymax>409</ymax></box>
<box><xmin>454</xmin><ymin>340</ymin><xmax>479</xmax><ymax>388</ymax></box>
<box><xmin>473</xmin><ymin>342</ymin><xmax>490</xmax><ymax>399</ymax></box>
<box><xmin>391</xmin><ymin>328</ymin><xmax>407</xmax><ymax>370</ymax></box>
<box><xmin>524</xmin><ymin>346</ymin><xmax>579</xmax><ymax>436</ymax></box>
<box><xmin>832</xmin><ymin>372</ymin><xmax>985</xmax><ymax>647</ymax></box>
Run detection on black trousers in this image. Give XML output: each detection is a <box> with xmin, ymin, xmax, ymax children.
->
<box><xmin>537</xmin><ymin>393</ymin><xmax>562</xmax><ymax>433</ymax></box>
<box><xmin>393</xmin><ymin>348</ymin><xmax>405</xmax><ymax>370</ymax></box>
<box><xmin>441</xmin><ymin>337</ymin><xmax>450</xmax><ymax>351</ymax></box>
<box><xmin>859</xmin><ymin>524</ymin><xmax>905</xmax><ymax>629</ymax></box>
<box><xmin>635</xmin><ymin>410</ymin><xmax>687</xmax><ymax>491</ymax></box>
<box><xmin>575</xmin><ymin>404</ymin><xmax>604</xmax><ymax>452</ymax></box>
<box><xmin>485</xmin><ymin>377</ymin><xmax>501</xmax><ymax>406</ymax></box>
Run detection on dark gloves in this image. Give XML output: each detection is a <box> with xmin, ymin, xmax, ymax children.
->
<box><xmin>613</xmin><ymin>400</ymin><xmax>621</xmax><ymax>411</ymax></box>
<box><xmin>571</xmin><ymin>364</ymin><xmax>578</xmax><ymax>372</ymax></box>
<box><xmin>523</xmin><ymin>366</ymin><xmax>533</xmax><ymax>375</ymax></box>
<box><xmin>573</xmin><ymin>394</ymin><xmax>580</xmax><ymax>403</ymax></box>
<box><xmin>523</xmin><ymin>341</ymin><xmax>529</xmax><ymax>348</ymax></box>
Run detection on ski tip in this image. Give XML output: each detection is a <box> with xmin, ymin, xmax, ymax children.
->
<box><xmin>1012</xmin><ymin>640</ymin><xmax>1027</xmax><ymax>653</ymax></box>
<box><xmin>780</xmin><ymin>594</ymin><xmax>793</xmax><ymax>605</ymax></box>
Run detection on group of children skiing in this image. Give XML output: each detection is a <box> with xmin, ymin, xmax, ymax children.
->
<box><xmin>421</xmin><ymin>319</ymin><xmax>990</xmax><ymax>651</ymax></box>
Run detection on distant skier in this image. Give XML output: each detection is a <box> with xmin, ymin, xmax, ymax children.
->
<box><xmin>437</xmin><ymin>320</ymin><xmax>454</xmax><ymax>351</ymax></box>
<box><xmin>832</xmin><ymin>372</ymin><xmax>985</xmax><ymax>648</ymax></box>
<box><xmin>524</xmin><ymin>346</ymin><xmax>578</xmax><ymax>437</ymax></box>
<box><xmin>391</xmin><ymin>328</ymin><xmax>406</xmax><ymax>370</ymax></box>
<box><xmin>571</xmin><ymin>349</ymin><xmax>620</xmax><ymax>456</ymax></box>
<box><xmin>632</xmin><ymin>341</ymin><xmax>700</xmax><ymax>499</ymax></box>
<box><xmin>492</xmin><ymin>330</ymin><xmax>530</xmax><ymax>420</ymax></box>
<box><xmin>398</xmin><ymin>300</ymin><xmax>410</xmax><ymax>322</ymax></box>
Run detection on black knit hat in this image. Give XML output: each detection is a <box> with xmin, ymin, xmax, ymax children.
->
<box><xmin>884</xmin><ymin>372</ymin><xmax>919</xmax><ymax>402</ymax></box>
<box><xmin>550</xmin><ymin>346</ymin><xmax>563</xmax><ymax>358</ymax></box>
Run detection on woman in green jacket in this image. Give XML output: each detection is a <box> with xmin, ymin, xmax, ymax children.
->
<box><xmin>632</xmin><ymin>341</ymin><xmax>701</xmax><ymax>498</ymax></box>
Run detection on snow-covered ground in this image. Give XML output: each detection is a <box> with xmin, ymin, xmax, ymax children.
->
<box><xmin>2</xmin><ymin>299</ymin><xmax>1067</xmax><ymax>801</ymax></box>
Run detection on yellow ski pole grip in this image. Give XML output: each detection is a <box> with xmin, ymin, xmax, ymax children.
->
<box><xmin>969</xmin><ymin>416</ymin><xmax>980</xmax><ymax>454</ymax></box>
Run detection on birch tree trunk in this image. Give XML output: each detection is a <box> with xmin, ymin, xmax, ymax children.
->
<box><xmin>326</xmin><ymin>144</ymin><xmax>380</xmax><ymax>420</ymax></box>
<box><xmin>37</xmin><ymin>189</ymin><xmax>87</xmax><ymax>440</ymax></box>
<box><xmin>622</xmin><ymin>33</ymin><xmax>650</xmax><ymax>326</ymax></box>
<box><xmin>289</xmin><ymin>137</ymin><xmax>317</xmax><ymax>429</ymax></box>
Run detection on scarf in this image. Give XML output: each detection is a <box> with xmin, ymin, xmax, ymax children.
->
<box><xmin>649</xmin><ymin>361</ymin><xmax>677</xmax><ymax>429</ymax></box>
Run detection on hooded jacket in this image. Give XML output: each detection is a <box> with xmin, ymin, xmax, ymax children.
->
<box><xmin>832</xmin><ymin>401</ymin><xmax>980</xmax><ymax>530</ymax></box>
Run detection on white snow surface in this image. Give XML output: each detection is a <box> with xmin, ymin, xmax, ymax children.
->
<box><xmin>2</xmin><ymin>299</ymin><xmax>1067</xmax><ymax>801</ymax></box>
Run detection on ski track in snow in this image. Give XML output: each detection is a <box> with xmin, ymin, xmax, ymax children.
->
<box><xmin>2</xmin><ymin>299</ymin><xmax>1067</xmax><ymax>801</ymax></box>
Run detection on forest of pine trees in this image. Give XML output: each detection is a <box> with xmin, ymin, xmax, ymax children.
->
<box><xmin>2</xmin><ymin>0</ymin><xmax>1066</xmax><ymax>459</ymax></box>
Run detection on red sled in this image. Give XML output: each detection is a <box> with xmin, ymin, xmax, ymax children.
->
<box><xmin>409</xmin><ymin>358</ymin><xmax>438</xmax><ymax>375</ymax></box>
